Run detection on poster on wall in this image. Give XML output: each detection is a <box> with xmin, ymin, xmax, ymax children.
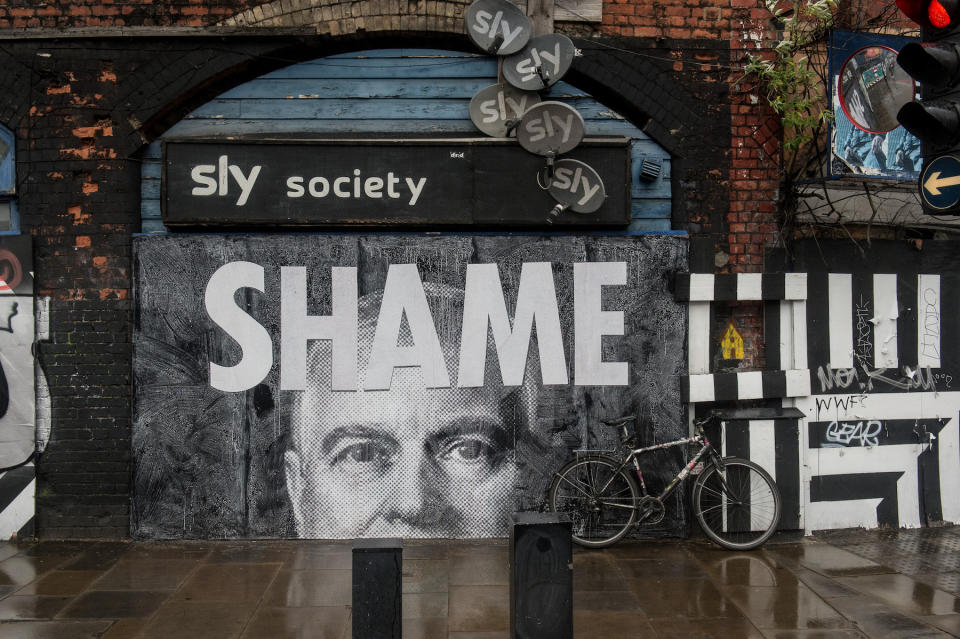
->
<box><xmin>830</xmin><ymin>30</ymin><xmax>921</xmax><ymax>179</ymax></box>
<box><xmin>132</xmin><ymin>234</ymin><xmax>687</xmax><ymax>539</ymax></box>
<box><xmin>0</xmin><ymin>235</ymin><xmax>34</xmax><ymax>469</ymax></box>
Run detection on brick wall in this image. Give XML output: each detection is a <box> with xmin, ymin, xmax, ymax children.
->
<box><xmin>0</xmin><ymin>0</ymin><xmax>781</xmax><ymax>536</ymax></box>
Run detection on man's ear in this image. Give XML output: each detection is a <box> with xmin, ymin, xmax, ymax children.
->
<box><xmin>284</xmin><ymin>450</ymin><xmax>306</xmax><ymax>536</ymax></box>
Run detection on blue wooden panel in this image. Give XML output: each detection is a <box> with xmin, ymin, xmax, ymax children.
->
<box><xmin>142</xmin><ymin>48</ymin><xmax>672</xmax><ymax>230</ymax></box>
<box><xmin>165</xmin><ymin>119</ymin><xmax>479</xmax><ymax>137</ymax></box>
<box><xmin>142</xmin><ymin>161</ymin><xmax>162</xmax><ymax>179</ymax></box>
<box><xmin>628</xmin><ymin>218</ymin><xmax>672</xmax><ymax>232</ymax></box>
<box><xmin>141</xmin><ymin>219</ymin><xmax>168</xmax><ymax>234</ymax></box>
<box><xmin>264</xmin><ymin>52</ymin><xmax>495</xmax><ymax>79</ymax></box>
<box><xmin>185</xmin><ymin>97</ymin><xmax>630</xmax><ymax>122</ymax></box>
<box><xmin>0</xmin><ymin>126</ymin><xmax>14</xmax><ymax>196</ymax></box>
<box><xmin>143</xmin><ymin>141</ymin><xmax>162</xmax><ymax>160</ymax></box>
<box><xmin>218</xmin><ymin>78</ymin><xmax>588</xmax><ymax>100</ymax></box>
<box><xmin>141</xmin><ymin>178</ymin><xmax>161</xmax><ymax>200</ymax></box>
<box><xmin>631</xmin><ymin>201</ymin><xmax>672</xmax><ymax>218</ymax></box>
<box><xmin>141</xmin><ymin>199</ymin><xmax>162</xmax><ymax>220</ymax></box>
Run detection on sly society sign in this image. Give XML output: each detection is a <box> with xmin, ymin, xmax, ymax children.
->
<box><xmin>162</xmin><ymin>139</ymin><xmax>630</xmax><ymax>226</ymax></box>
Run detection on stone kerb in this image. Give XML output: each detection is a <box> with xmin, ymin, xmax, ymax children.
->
<box><xmin>218</xmin><ymin>0</ymin><xmax>472</xmax><ymax>34</ymax></box>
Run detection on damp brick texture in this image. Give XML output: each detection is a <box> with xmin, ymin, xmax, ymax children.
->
<box><xmin>0</xmin><ymin>0</ymin><xmax>793</xmax><ymax>537</ymax></box>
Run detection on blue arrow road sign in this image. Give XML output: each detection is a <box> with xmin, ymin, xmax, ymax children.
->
<box><xmin>921</xmin><ymin>154</ymin><xmax>960</xmax><ymax>212</ymax></box>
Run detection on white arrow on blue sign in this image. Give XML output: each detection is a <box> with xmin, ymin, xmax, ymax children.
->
<box><xmin>921</xmin><ymin>154</ymin><xmax>960</xmax><ymax>212</ymax></box>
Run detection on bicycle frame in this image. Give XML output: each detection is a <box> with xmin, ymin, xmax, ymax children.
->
<box><xmin>606</xmin><ymin>418</ymin><xmax>723</xmax><ymax>505</ymax></box>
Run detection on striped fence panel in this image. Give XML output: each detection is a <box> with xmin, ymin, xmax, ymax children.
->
<box><xmin>676</xmin><ymin>273</ymin><xmax>810</xmax><ymax>402</ymax></box>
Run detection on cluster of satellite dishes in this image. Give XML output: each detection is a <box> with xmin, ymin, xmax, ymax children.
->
<box><xmin>465</xmin><ymin>0</ymin><xmax>606</xmax><ymax>216</ymax></box>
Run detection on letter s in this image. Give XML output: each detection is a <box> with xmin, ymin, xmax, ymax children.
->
<box><xmin>552</xmin><ymin>167</ymin><xmax>573</xmax><ymax>190</ymax></box>
<box><xmin>480</xmin><ymin>99</ymin><xmax>500</xmax><ymax>124</ymax></box>
<box><xmin>472</xmin><ymin>9</ymin><xmax>492</xmax><ymax>34</ymax></box>
<box><xmin>191</xmin><ymin>165</ymin><xmax>217</xmax><ymax>196</ymax></box>
<box><xmin>206</xmin><ymin>261</ymin><xmax>273</xmax><ymax>392</ymax></box>
<box><xmin>286</xmin><ymin>176</ymin><xmax>305</xmax><ymax>198</ymax></box>
<box><xmin>525</xmin><ymin>117</ymin><xmax>546</xmax><ymax>143</ymax></box>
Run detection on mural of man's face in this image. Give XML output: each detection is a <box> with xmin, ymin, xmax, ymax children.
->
<box><xmin>286</xmin><ymin>366</ymin><xmax>520</xmax><ymax>538</ymax></box>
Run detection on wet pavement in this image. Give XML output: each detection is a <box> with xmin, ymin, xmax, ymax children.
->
<box><xmin>0</xmin><ymin>526</ymin><xmax>957</xmax><ymax>638</ymax></box>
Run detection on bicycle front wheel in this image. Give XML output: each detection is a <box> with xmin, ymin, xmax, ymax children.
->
<box><xmin>549</xmin><ymin>455</ymin><xmax>639</xmax><ymax>548</ymax></box>
<box><xmin>692</xmin><ymin>457</ymin><xmax>781</xmax><ymax>550</ymax></box>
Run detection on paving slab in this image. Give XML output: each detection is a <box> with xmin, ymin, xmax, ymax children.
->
<box><xmin>0</xmin><ymin>526</ymin><xmax>954</xmax><ymax>637</ymax></box>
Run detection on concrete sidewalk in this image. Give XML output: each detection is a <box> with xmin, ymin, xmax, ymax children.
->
<box><xmin>0</xmin><ymin>525</ymin><xmax>957</xmax><ymax>638</ymax></box>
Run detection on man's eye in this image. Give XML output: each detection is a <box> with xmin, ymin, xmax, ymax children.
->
<box><xmin>441</xmin><ymin>438</ymin><xmax>497</xmax><ymax>464</ymax></box>
<box><xmin>331</xmin><ymin>441</ymin><xmax>393</xmax><ymax>467</ymax></box>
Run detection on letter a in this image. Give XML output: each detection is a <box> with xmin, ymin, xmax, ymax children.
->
<box><xmin>364</xmin><ymin>264</ymin><xmax>450</xmax><ymax>390</ymax></box>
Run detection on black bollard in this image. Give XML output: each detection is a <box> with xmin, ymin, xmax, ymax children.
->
<box><xmin>509</xmin><ymin>512</ymin><xmax>573</xmax><ymax>639</ymax></box>
<box><xmin>352</xmin><ymin>538</ymin><xmax>402</xmax><ymax>639</ymax></box>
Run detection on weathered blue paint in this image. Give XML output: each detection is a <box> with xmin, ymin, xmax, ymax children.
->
<box><xmin>0</xmin><ymin>125</ymin><xmax>14</xmax><ymax>196</ymax></box>
<box><xmin>141</xmin><ymin>49</ymin><xmax>671</xmax><ymax>232</ymax></box>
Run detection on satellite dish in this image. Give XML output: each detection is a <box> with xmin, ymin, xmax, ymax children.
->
<box><xmin>465</xmin><ymin>0</ymin><xmax>532</xmax><ymax>56</ymax></box>
<box><xmin>547</xmin><ymin>159</ymin><xmax>605</xmax><ymax>213</ymax></box>
<box><xmin>469</xmin><ymin>84</ymin><xmax>541</xmax><ymax>137</ymax></box>
<box><xmin>516</xmin><ymin>101</ymin><xmax>585</xmax><ymax>156</ymax></box>
<box><xmin>502</xmin><ymin>34</ymin><xmax>577</xmax><ymax>90</ymax></box>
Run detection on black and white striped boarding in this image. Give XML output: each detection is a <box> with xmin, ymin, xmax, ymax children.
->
<box><xmin>0</xmin><ymin>462</ymin><xmax>34</xmax><ymax>539</ymax></box>
<box><xmin>805</xmin><ymin>273</ymin><xmax>946</xmax><ymax>374</ymax></box>
<box><xmin>681</xmin><ymin>370</ymin><xmax>811</xmax><ymax>403</ymax></box>
<box><xmin>674</xmin><ymin>273</ymin><xmax>807</xmax><ymax>301</ymax></box>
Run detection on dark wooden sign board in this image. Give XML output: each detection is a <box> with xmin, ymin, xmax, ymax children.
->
<box><xmin>162</xmin><ymin>138</ymin><xmax>631</xmax><ymax>227</ymax></box>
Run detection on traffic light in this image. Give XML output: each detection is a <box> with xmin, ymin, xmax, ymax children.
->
<box><xmin>896</xmin><ymin>0</ymin><xmax>960</xmax><ymax>211</ymax></box>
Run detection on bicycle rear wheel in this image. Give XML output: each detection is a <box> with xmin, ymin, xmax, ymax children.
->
<box><xmin>549</xmin><ymin>455</ymin><xmax>639</xmax><ymax>548</ymax></box>
<box><xmin>692</xmin><ymin>457</ymin><xmax>781</xmax><ymax>550</ymax></box>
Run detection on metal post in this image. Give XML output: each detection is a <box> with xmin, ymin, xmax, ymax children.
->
<box><xmin>509</xmin><ymin>512</ymin><xmax>572</xmax><ymax>639</ymax></box>
<box><xmin>352</xmin><ymin>538</ymin><xmax>402</xmax><ymax>639</ymax></box>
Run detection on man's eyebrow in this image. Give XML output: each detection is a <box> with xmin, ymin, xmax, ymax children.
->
<box><xmin>428</xmin><ymin>416</ymin><xmax>510</xmax><ymax>448</ymax></box>
<box><xmin>320</xmin><ymin>425</ymin><xmax>397</xmax><ymax>455</ymax></box>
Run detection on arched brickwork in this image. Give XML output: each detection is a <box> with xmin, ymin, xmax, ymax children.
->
<box><xmin>218</xmin><ymin>0</ymin><xmax>471</xmax><ymax>36</ymax></box>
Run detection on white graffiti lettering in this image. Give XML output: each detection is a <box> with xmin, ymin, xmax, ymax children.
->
<box><xmin>816</xmin><ymin>364</ymin><xmax>937</xmax><ymax>393</ymax></box>
<box><xmin>855</xmin><ymin>295</ymin><xmax>872</xmax><ymax>368</ymax></box>
<box><xmin>825</xmin><ymin>420</ymin><xmax>883</xmax><ymax>447</ymax></box>
<box><xmin>921</xmin><ymin>287</ymin><xmax>941</xmax><ymax>361</ymax></box>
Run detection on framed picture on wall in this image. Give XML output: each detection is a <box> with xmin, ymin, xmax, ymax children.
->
<box><xmin>829</xmin><ymin>30</ymin><xmax>921</xmax><ymax>180</ymax></box>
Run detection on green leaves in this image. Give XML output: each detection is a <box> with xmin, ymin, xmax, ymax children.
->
<box><xmin>745</xmin><ymin>0</ymin><xmax>838</xmax><ymax>151</ymax></box>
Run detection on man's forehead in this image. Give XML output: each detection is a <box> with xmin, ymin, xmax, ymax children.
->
<box><xmin>296</xmin><ymin>369</ymin><xmax>508</xmax><ymax>425</ymax></box>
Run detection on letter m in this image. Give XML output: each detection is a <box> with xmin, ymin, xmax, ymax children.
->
<box><xmin>457</xmin><ymin>263</ymin><xmax>568</xmax><ymax>387</ymax></box>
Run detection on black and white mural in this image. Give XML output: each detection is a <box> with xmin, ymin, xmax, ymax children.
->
<box><xmin>133</xmin><ymin>234</ymin><xmax>687</xmax><ymax>539</ymax></box>
<box><xmin>770</xmin><ymin>240</ymin><xmax>960</xmax><ymax>532</ymax></box>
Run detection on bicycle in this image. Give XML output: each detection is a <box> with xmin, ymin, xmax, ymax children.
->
<box><xmin>549</xmin><ymin>413</ymin><xmax>781</xmax><ymax>550</ymax></box>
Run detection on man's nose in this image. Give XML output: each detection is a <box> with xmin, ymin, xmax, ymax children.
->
<box><xmin>382</xmin><ymin>450</ymin><xmax>457</xmax><ymax>531</ymax></box>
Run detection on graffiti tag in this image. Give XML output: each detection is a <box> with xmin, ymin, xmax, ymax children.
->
<box><xmin>855</xmin><ymin>295</ymin><xmax>872</xmax><ymax>368</ymax></box>
<box><xmin>825</xmin><ymin>420</ymin><xmax>882</xmax><ymax>447</ymax></box>
<box><xmin>920</xmin><ymin>287</ymin><xmax>941</xmax><ymax>362</ymax></box>
<box><xmin>814</xmin><ymin>394</ymin><xmax>867</xmax><ymax>420</ymax></box>
<box><xmin>816</xmin><ymin>364</ymin><xmax>937</xmax><ymax>393</ymax></box>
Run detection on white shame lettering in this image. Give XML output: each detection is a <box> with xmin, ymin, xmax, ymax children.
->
<box><xmin>205</xmin><ymin>261</ymin><xmax>629</xmax><ymax>392</ymax></box>
<box><xmin>190</xmin><ymin>155</ymin><xmax>262</xmax><ymax>206</ymax></box>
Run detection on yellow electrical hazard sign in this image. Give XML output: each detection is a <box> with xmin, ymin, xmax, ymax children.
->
<box><xmin>721</xmin><ymin>323</ymin><xmax>744</xmax><ymax>359</ymax></box>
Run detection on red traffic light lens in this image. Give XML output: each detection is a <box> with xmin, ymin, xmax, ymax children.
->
<box><xmin>929</xmin><ymin>0</ymin><xmax>952</xmax><ymax>27</ymax></box>
<box><xmin>898</xmin><ymin>0</ymin><xmax>958</xmax><ymax>27</ymax></box>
